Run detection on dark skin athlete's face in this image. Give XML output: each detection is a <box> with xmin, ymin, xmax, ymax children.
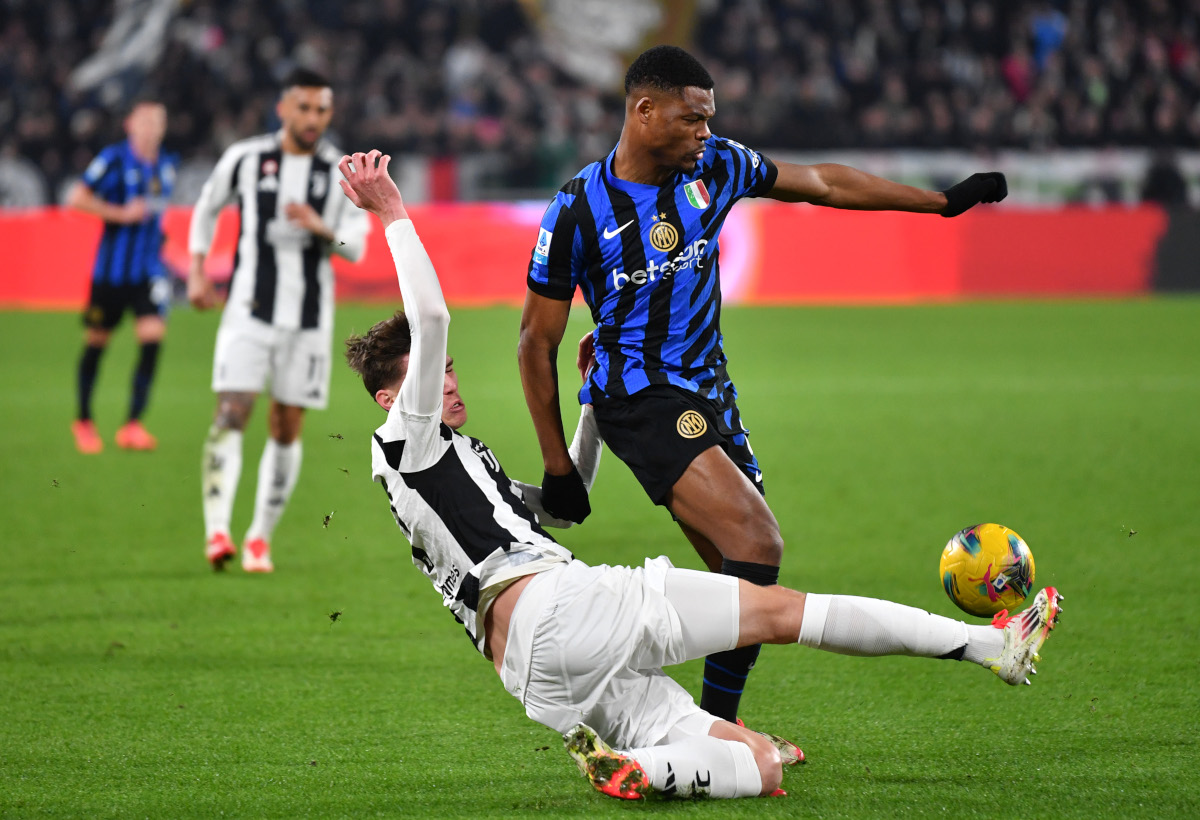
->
<box><xmin>631</xmin><ymin>86</ymin><xmax>715</xmax><ymax>173</ymax></box>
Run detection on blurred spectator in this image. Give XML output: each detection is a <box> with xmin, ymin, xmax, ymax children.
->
<box><xmin>1141</xmin><ymin>149</ymin><xmax>1191</xmax><ymax>206</ymax></box>
<box><xmin>3</xmin><ymin>0</ymin><xmax>1200</xmax><ymax>198</ymax></box>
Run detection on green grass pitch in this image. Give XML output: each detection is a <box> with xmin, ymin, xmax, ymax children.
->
<box><xmin>1</xmin><ymin>299</ymin><xmax>1197</xmax><ymax>818</ymax></box>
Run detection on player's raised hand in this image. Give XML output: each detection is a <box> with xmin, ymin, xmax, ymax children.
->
<box><xmin>338</xmin><ymin>151</ymin><xmax>408</xmax><ymax>226</ymax></box>
<box><xmin>940</xmin><ymin>172</ymin><xmax>1008</xmax><ymax>217</ymax></box>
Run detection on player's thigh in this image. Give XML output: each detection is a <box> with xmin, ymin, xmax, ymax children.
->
<box><xmin>212</xmin><ymin>321</ymin><xmax>272</xmax><ymax>394</ymax></box>
<box><xmin>664</xmin><ymin>446</ymin><xmax>782</xmax><ymax>563</ymax></box>
<box><xmin>130</xmin><ymin>277</ymin><xmax>170</xmax><ymax>339</ymax></box>
<box><xmin>591</xmin><ymin>668</ymin><xmax>713</xmax><ymax>750</ymax></box>
<box><xmin>660</xmin><ymin>566</ymin><xmax>740</xmax><ymax>660</ymax></box>
<box><xmin>271</xmin><ymin>329</ymin><xmax>331</xmax><ymax>410</ymax></box>
<box><xmin>82</xmin><ymin>282</ymin><xmax>124</xmax><ymax>334</ymax></box>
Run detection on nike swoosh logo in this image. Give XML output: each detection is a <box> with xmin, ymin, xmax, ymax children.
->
<box><xmin>602</xmin><ymin>219</ymin><xmax>635</xmax><ymax>239</ymax></box>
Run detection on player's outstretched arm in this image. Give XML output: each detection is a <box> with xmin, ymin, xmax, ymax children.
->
<box><xmin>517</xmin><ymin>292</ymin><xmax>591</xmax><ymax>524</ymax></box>
<box><xmin>766</xmin><ymin>161</ymin><xmax>1006</xmax><ymax>217</ymax></box>
<box><xmin>340</xmin><ymin>150</ymin><xmax>448</xmax><ymax>417</ymax></box>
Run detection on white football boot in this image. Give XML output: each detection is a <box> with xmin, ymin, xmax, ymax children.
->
<box><xmin>989</xmin><ymin>587</ymin><xmax>1063</xmax><ymax>685</ymax></box>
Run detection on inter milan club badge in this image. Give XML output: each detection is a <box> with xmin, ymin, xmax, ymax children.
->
<box><xmin>649</xmin><ymin>220</ymin><xmax>678</xmax><ymax>252</ymax></box>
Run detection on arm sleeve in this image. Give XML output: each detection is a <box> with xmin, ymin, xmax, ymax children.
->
<box><xmin>525</xmin><ymin>196</ymin><xmax>582</xmax><ymax>301</ymax></box>
<box><xmin>188</xmin><ymin>145</ymin><xmax>244</xmax><ymax>255</ymax></box>
<box><xmin>715</xmin><ymin>137</ymin><xmax>778</xmax><ymax>199</ymax></box>
<box><xmin>386</xmin><ymin>220</ymin><xmax>450</xmax><ymax>418</ymax></box>
<box><xmin>81</xmin><ymin>149</ymin><xmax>116</xmax><ymax>194</ymax></box>
<box><xmin>511</xmin><ymin>405</ymin><xmax>602</xmax><ymax>529</ymax></box>
<box><xmin>329</xmin><ymin>167</ymin><xmax>370</xmax><ymax>262</ymax></box>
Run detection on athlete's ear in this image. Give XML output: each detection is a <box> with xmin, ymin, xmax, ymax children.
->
<box><xmin>633</xmin><ymin>95</ymin><xmax>655</xmax><ymax>124</ymax></box>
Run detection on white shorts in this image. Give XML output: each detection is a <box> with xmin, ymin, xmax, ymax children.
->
<box><xmin>212</xmin><ymin>319</ymin><xmax>332</xmax><ymax>409</ymax></box>
<box><xmin>499</xmin><ymin>557</ymin><xmax>740</xmax><ymax>750</ymax></box>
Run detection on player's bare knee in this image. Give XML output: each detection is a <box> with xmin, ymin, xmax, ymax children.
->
<box><xmin>84</xmin><ymin>328</ymin><xmax>110</xmax><ymax>348</ymax></box>
<box><xmin>747</xmin><ymin>734</ymin><xmax>783</xmax><ymax>794</ymax></box>
<box><xmin>214</xmin><ymin>393</ymin><xmax>254</xmax><ymax>431</ymax></box>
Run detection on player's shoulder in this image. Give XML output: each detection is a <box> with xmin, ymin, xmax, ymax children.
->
<box><xmin>314</xmin><ymin>140</ymin><xmax>344</xmax><ymax>165</ymax></box>
<box><xmin>218</xmin><ymin>133</ymin><xmax>279</xmax><ymax>162</ymax></box>
<box><xmin>706</xmin><ymin>133</ymin><xmax>762</xmax><ymax>159</ymax></box>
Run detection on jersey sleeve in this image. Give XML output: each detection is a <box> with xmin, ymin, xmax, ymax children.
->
<box><xmin>81</xmin><ymin>147</ymin><xmax>120</xmax><ymax>197</ymax></box>
<box><xmin>717</xmin><ymin>137</ymin><xmax>779</xmax><ymax>200</ymax></box>
<box><xmin>386</xmin><ymin>220</ymin><xmax>450</xmax><ymax>419</ymax></box>
<box><xmin>188</xmin><ymin>143</ymin><xmax>246</xmax><ymax>255</ymax></box>
<box><xmin>525</xmin><ymin>196</ymin><xmax>582</xmax><ymax>301</ymax></box>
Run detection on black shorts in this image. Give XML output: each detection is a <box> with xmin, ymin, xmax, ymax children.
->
<box><xmin>83</xmin><ymin>278</ymin><xmax>169</xmax><ymax>330</ymax></box>
<box><xmin>592</xmin><ymin>384</ymin><xmax>764</xmax><ymax>506</ymax></box>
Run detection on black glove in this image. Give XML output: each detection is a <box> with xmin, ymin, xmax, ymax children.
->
<box><xmin>541</xmin><ymin>466</ymin><xmax>591</xmax><ymax>524</ymax></box>
<box><xmin>940</xmin><ymin>172</ymin><xmax>1008</xmax><ymax>217</ymax></box>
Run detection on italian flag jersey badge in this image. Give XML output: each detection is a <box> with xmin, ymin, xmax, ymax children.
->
<box><xmin>683</xmin><ymin>179</ymin><xmax>710</xmax><ymax>209</ymax></box>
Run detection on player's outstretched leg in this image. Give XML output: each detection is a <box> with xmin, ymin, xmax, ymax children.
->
<box><xmin>563</xmin><ymin>724</ymin><xmax>651</xmax><ymax>800</ymax></box>
<box><xmin>242</xmin><ymin>438</ymin><xmax>302</xmax><ymax>573</ymax></box>
<box><xmin>987</xmin><ymin>587</ymin><xmax>1063</xmax><ymax>685</ymax></box>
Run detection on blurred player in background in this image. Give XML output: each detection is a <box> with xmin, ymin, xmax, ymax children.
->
<box><xmin>67</xmin><ymin>99</ymin><xmax>176</xmax><ymax>454</ymax></box>
<box><xmin>187</xmin><ymin>68</ymin><xmax>369</xmax><ymax>573</ymax></box>
<box><xmin>519</xmin><ymin>45</ymin><xmax>1008</xmax><ymax>723</ymax></box>
<box><xmin>340</xmin><ymin>149</ymin><xmax>1062</xmax><ymax>802</ymax></box>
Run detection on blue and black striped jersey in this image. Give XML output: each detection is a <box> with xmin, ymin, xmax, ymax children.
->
<box><xmin>527</xmin><ymin>135</ymin><xmax>777</xmax><ymax>405</ymax></box>
<box><xmin>81</xmin><ymin>140</ymin><xmax>178</xmax><ymax>285</ymax></box>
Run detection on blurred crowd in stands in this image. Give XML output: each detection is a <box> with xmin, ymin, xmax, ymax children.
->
<box><xmin>2</xmin><ymin>0</ymin><xmax>1198</xmax><ymax>204</ymax></box>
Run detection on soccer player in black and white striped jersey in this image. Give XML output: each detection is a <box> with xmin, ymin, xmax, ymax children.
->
<box><xmin>187</xmin><ymin>68</ymin><xmax>370</xmax><ymax>572</ymax></box>
<box><xmin>340</xmin><ymin>151</ymin><xmax>1063</xmax><ymax>802</ymax></box>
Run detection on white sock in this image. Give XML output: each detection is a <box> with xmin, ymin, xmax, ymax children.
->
<box><xmin>202</xmin><ymin>425</ymin><xmax>243</xmax><ymax>539</ymax></box>
<box><xmin>798</xmin><ymin>593</ymin><xmax>1004</xmax><ymax>667</ymax></box>
<box><xmin>624</xmin><ymin>736</ymin><xmax>761</xmax><ymax>799</ymax></box>
<box><xmin>245</xmin><ymin>438</ymin><xmax>302</xmax><ymax>543</ymax></box>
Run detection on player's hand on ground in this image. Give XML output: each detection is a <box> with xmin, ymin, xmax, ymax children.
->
<box><xmin>119</xmin><ymin>198</ymin><xmax>149</xmax><ymax>224</ymax></box>
<box><xmin>576</xmin><ymin>330</ymin><xmax>596</xmax><ymax>384</ymax></box>
<box><xmin>541</xmin><ymin>467</ymin><xmax>591</xmax><ymax>524</ymax></box>
<box><xmin>187</xmin><ymin>257</ymin><xmax>219</xmax><ymax>310</ymax></box>
<box><xmin>940</xmin><ymin>172</ymin><xmax>1008</xmax><ymax>217</ymax></box>
<box><xmin>338</xmin><ymin>151</ymin><xmax>408</xmax><ymax>226</ymax></box>
<box><xmin>284</xmin><ymin>202</ymin><xmax>333</xmax><ymax>241</ymax></box>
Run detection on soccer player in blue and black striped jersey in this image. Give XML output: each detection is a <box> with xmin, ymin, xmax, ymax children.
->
<box><xmin>67</xmin><ymin>99</ymin><xmax>177</xmax><ymax>454</ymax></box>
<box><xmin>518</xmin><ymin>46</ymin><xmax>1007</xmax><ymax>724</ymax></box>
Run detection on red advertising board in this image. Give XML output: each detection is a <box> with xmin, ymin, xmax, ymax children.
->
<box><xmin>0</xmin><ymin>204</ymin><xmax>1167</xmax><ymax>309</ymax></box>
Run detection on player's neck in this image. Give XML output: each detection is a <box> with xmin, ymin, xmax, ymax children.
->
<box><xmin>128</xmin><ymin>139</ymin><xmax>159</xmax><ymax>163</ymax></box>
<box><xmin>612</xmin><ymin>138</ymin><xmax>673</xmax><ymax>187</ymax></box>
<box><xmin>279</xmin><ymin>131</ymin><xmax>317</xmax><ymax>156</ymax></box>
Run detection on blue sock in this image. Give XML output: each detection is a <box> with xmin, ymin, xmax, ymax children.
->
<box><xmin>699</xmin><ymin>558</ymin><xmax>779</xmax><ymax>722</ymax></box>
<box><xmin>129</xmin><ymin>342</ymin><xmax>160</xmax><ymax>421</ymax></box>
<box><xmin>77</xmin><ymin>344</ymin><xmax>104</xmax><ymax>421</ymax></box>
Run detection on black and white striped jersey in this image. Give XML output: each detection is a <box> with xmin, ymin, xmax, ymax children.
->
<box><xmin>188</xmin><ymin>132</ymin><xmax>369</xmax><ymax>331</ymax></box>
<box><xmin>369</xmin><ymin>221</ymin><xmax>600</xmax><ymax>656</ymax></box>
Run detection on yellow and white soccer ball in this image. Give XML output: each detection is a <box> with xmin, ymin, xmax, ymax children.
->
<box><xmin>939</xmin><ymin>523</ymin><xmax>1036</xmax><ymax>617</ymax></box>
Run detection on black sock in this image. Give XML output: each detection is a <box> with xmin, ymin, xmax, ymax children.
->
<box><xmin>129</xmin><ymin>342</ymin><xmax>160</xmax><ymax>421</ymax></box>
<box><xmin>78</xmin><ymin>344</ymin><xmax>104</xmax><ymax>421</ymax></box>
<box><xmin>699</xmin><ymin>558</ymin><xmax>780</xmax><ymax>722</ymax></box>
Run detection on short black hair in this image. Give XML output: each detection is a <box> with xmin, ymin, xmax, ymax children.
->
<box><xmin>624</xmin><ymin>45</ymin><xmax>713</xmax><ymax>97</ymax></box>
<box><xmin>282</xmin><ymin>67</ymin><xmax>331</xmax><ymax>92</ymax></box>
<box><xmin>124</xmin><ymin>95</ymin><xmax>164</xmax><ymax>118</ymax></box>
